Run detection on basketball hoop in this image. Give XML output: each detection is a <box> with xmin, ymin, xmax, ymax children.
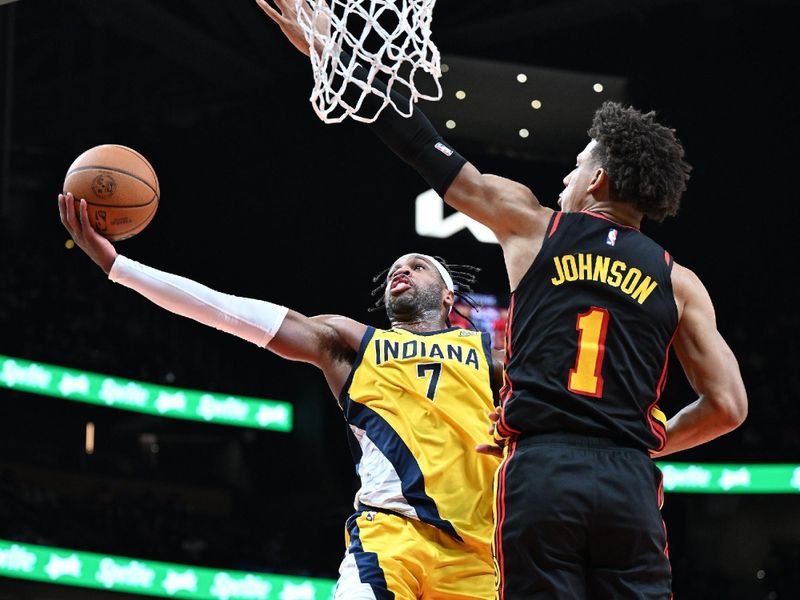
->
<box><xmin>295</xmin><ymin>0</ymin><xmax>443</xmax><ymax>123</ymax></box>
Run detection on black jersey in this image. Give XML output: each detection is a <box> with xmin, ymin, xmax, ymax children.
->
<box><xmin>497</xmin><ymin>211</ymin><xmax>679</xmax><ymax>452</ymax></box>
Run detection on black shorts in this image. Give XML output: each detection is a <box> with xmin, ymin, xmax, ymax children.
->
<box><xmin>493</xmin><ymin>434</ymin><xmax>671</xmax><ymax>600</ymax></box>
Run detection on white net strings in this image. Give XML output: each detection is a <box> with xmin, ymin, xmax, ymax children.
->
<box><xmin>296</xmin><ymin>0</ymin><xmax>442</xmax><ymax>123</ymax></box>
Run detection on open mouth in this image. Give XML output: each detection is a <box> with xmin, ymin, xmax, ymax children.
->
<box><xmin>390</xmin><ymin>276</ymin><xmax>411</xmax><ymax>291</ymax></box>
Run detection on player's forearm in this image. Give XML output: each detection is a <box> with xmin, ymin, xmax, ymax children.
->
<box><xmin>342</xmin><ymin>58</ymin><xmax>541</xmax><ymax>237</ymax></box>
<box><xmin>108</xmin><ymin>255</ymin><xmax>288</xmax><ymax>348</ymax></box>
<box><xmin>341</xmin><ymin>55</ymin><xmax>467</xmax><ymax>198</ymax></box>
<box><xmin>653</xmin><ymin>395</ymin><xmax>746</xmax><ymax>457</ymax></box>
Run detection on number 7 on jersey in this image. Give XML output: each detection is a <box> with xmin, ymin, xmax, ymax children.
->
<box><xmin>417</xmin><ymin>363</ymin><xmax>442</xmax><ymax>401</ymax></box>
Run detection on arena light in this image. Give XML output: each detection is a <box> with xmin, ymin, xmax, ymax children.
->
<box><xmin>423</xmin><ymin>55</ymin><xmax>628</xmax><ymax>162</ymax></box>
<box><xmin>0</xmin><ymin>354</ymin><xmax>292</xmax><ymax>432</ymax></box>
<box><xmin>0</xmin><ymin>539</ymin><xmax>335</xmax><ymax>599</ymax></box>
<box><xmin>85</xmin><ymin>421</ymin><xmax>95</xmax><ymax>455</ymax></box>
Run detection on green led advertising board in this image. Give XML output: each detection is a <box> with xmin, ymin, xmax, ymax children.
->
<box><xmin>657</xmin><ymin>462</ymin><xmax>800</xmax><ymax>494</ymax></box>
<box><xmin>0</xmin><ymin>539</ymin><xmax>335</xmax><ymax>599</ymax></box>
<box><xmin>0</xmin><ymin>354</ymin><xmax>292</xmax><ymax>432</ymax></box>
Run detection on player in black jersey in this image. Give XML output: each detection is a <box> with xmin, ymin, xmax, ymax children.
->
<box><xmin>262</xmin><ymin>3</ymin><xmax>748</xmax><ymax>598</ymax></box>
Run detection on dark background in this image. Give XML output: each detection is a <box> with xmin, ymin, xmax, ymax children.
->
<box><xmin>1</xmin><ymin>1</ymin><xmax>798</xmax><ymax>598</ymax></box>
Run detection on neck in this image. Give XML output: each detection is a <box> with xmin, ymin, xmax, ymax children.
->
<box><xmin>581</xmin><ymin>199</ymin><xmax>643</xmax><ymax>228</ymax></box>
<box><xmin>390</xmin><ymin>309</ymin><xmax>448</xmax><ymax>333</ymax></box>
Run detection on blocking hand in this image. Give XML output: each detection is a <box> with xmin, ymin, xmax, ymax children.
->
<box><xmin>255</xmin><ymin>0</ymin><xmax>331</xmax><ymax>57</ymax></box>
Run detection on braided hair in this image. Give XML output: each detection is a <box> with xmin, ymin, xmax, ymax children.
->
<box><xmin>368</xmin><ymin>255</ymin><xmax>483</xmax><ymax>329</ymax></box>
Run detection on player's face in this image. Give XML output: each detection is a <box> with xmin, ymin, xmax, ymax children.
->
<box><xmin>384</xmin><ymin>254</ymin><xmax>450</xmax><ymax>321</ymax></box>
<box><xmin>559</xmin><ymin>139</ymin><xmax>601</xmax><ymax>212</ymax></box>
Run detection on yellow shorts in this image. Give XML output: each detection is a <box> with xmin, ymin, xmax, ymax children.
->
<box><xmin>334</xmin><ymin>509</ymin><xmax>494</xmax><ymax>600</ymax></box>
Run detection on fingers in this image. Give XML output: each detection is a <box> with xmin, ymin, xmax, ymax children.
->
<box><xmin>60</xmin><ymin>192</ymin><xmax>93</xmax><ymax>241</ymax></box>
<box><xmin>78</xmin><ymin>197</ymin><xmax>92</xmax><ymax>232</ymax></box>
<box><xmin>57</xmin><ymin>194</ymin><xmax>68</xmax><ymax>229</ymax></box>
<box><xmin>486</xmin><ymin>407</ymin><xmax>503</xmax><ymax>435</ymax></box>
<box><xmin>255</xmin><ymin>0</ymin><xmax>287</xmax><ymax>24</ymax></box>
<box><xmin>487</xmin><ymin>406</ymin><xmax>503</xmax><ymax>421</ymax></box>
<box><xmin>63</xmin><ymin>192</ymin><xmax>81</xmax><ymax>233</ymax></box>
<box><xmin>475</xmin><ymin>444</ymin><xmax>504</xmax><ymax>458</ymax></box>
<box><xmin>254</xmin><ymin>0</ymin><xmax>277</xmax><ymax>19</ymax></box>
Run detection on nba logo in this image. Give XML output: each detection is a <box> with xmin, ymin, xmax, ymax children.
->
<box><xmin>434</xmin><ymin>141</ymin><xmax>454</xmax><ymax>156</ymax></box>
<box><xmin>606</xmin><ymin>228</ymin><xmax>618</xmax><ymax>246</ymax></box>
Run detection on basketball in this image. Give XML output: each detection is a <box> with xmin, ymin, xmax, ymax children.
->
<box><xmin>63</xmin><ymin>144</ymin><xmax>160</xmax><ymax>241</ymax></box>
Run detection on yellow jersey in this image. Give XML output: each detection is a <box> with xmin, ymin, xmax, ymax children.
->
<box><xmin>340</xmin><ymin>326</ymin><xmax>501</xmax><ymax>549</ymax></box>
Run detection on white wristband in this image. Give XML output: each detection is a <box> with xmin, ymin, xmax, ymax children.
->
<box><xmin>108</xmin><ymin>255</ymin><xmax>288</xmax><ymax>348</ymax></box>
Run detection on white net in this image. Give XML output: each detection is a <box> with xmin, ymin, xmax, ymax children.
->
<box><xmin>296</xmin><ymin>0</ymin><xmax>442</xmax><ymax>123</ymax></box>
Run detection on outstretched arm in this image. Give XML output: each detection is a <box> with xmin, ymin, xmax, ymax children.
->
<box><xmin>651</xmin><ymin>264</ymin><xmax>748</xmax><ymax>458</ymax></box>
<box><xmin>58</xmin><ymin>193</ymin><xmax>364</xmax><ymax>382</ymax></box>
<box><xmin>257</xmin><ymin>0</ymin><xmax>553</xmax><ymax>286</ymax></box>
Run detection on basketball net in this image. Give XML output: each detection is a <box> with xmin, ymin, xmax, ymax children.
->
<box><xmin>295</xmin><ymin>0</ymin><xmax>443</xmax><ymax>124</ymax></box>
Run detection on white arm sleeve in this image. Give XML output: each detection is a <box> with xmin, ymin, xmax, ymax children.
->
<box><xmin>108</xmin><ymin>255</ymin><xmax>288</xmax><ymax>348</ymax></box>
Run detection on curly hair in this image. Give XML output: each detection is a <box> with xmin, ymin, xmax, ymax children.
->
<box><xmin>369</xmin><ymin>256</ymin><xmax>482</xmax><ymax>329</ymax></box>
<box><xmin>588</xmin><ymin>101</ymin><xmax>692</xmax><ymax>222</ymax></box>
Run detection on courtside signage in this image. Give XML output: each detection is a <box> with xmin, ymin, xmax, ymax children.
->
<box><xmin>0</xmin><ymin>539</ymin><xmax>334</xmax><ymax>599</ymax></box>
<box><xmin>0</xmin><ymin>354</ymin><xmax>292</xmax><ymax>432</ymax></box>
<box><xmin>657</xmin><ymin>463</ymin><xmax>800</xmax><ymax>494</ymax></box>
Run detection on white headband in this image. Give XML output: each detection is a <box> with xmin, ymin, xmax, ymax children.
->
<box><xmin>415</xmin><ymin>254</ymin><xmax>455</xmax><ymax>292</ymax></box>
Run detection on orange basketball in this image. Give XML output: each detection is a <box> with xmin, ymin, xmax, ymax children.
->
<box><xmin>63</xmin><ymin>144</ymin><xmax>160</xmax><ymax>241</ymax></box>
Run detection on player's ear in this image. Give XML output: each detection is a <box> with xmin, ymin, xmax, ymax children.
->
<box><xmin>587</xmin><ymin>168</ymin><xmax>608</xmax><ymax>195</ymax></box>
<box><xmin>443</xmin><ymin>289</ymin><xmax>455</xmax><ymax>312</ymax></box>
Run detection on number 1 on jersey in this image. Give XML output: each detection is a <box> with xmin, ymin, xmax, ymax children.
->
<box><xmin>568</xmin><ymin>307</ymin><xmax>609</xmax><ymax>398</ymax></box>
<box><xmin>417</xmin><ymin>363</ymin><xmax>442</xmax><ymax>401</ymax></box>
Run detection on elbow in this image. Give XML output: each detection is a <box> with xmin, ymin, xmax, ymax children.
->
<box><xmin>732</xmin><ymin>397</ymin><xmax>748</xmax><ymax>428</ymax></box>
<box><xmin>720</xmin><ymin>391</ymin><xmax>748</xmax><ymax>431</ymax></box>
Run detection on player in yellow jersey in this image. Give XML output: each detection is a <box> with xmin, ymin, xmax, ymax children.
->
<box><xmin>59</xmin><ymin>192</ymin><xmax>503</xmax><ymax>599</ymax></box>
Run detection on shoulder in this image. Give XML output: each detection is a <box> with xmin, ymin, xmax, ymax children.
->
<box><xmin>309</xmin><ymin>315</ymin><xmax>369</xmax><ymax>350</ymax></box>
<box><xmin>671</xmin><ymin>262</ymin><xmax>706</xmax><ymax>296</ymax></box>
<box><xmin>670</xmin><ymin>262</ymin><xmax>714</xmax><ymax>321</ymax></box>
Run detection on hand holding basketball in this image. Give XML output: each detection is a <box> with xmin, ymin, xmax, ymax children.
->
<box><xmin>58</xmin><ymin>192</ymin><xmax>118</xmax><ymax>274</ymax></box>
<box><xmin>62</xmin><ymin>144</ymin><xmax>160</xmax><ymax>242</ymax></box>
